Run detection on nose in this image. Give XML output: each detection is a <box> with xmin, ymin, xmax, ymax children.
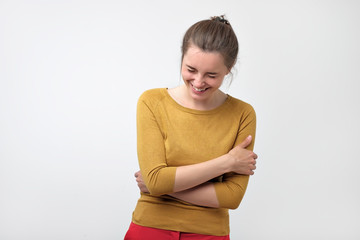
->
<box><xmin>192</xmin><ymin>74</ymin><xmax>205</xmax><ymax>88</ymax></box>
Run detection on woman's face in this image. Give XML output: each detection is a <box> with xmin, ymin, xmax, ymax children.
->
<box><xmin>181</xmin><ymin>45</ymin><xmax>229</xmax><ymax>103</ymax></box>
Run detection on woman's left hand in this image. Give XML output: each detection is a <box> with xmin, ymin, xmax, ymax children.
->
<box><xmin>134</xmin><ymin>171</ymin><xmax>149</xmax><ymax>193</ymax></box>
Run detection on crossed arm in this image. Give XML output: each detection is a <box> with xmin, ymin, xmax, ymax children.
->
<box><xmin>135</xmin><ymin>95</ymin><xmax>257</xmax><ymax>209</ymax></box>
<box><xmin>135</xmin><ymin>135</ymin><xmax>257</xmax><ymax>208</ymax></box>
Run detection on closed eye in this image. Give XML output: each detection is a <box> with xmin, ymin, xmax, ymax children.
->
<box><xmin>185</xmin><ymin>65</ymin><xmax>196</xmax><ymax>73</ymax></box>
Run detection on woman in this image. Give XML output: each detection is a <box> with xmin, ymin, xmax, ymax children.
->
<box><xmin>125</xmin><ymin>15</ymin><xmax>257</xmax><ymax>240</ymax></box>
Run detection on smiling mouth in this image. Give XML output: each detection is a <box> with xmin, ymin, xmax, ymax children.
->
<box><xmin>191</xmin><ymin>84</ymin><xmax>209</xmax><ymax>92</ymax></box>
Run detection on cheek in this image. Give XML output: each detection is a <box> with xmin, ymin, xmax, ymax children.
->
<box><xmin>181</xmin><ymin>71</ymin><xmax>192</xmax><ymax>81</ymax></box>
<box><xmin>210</xmin><ymin>78</ymin><xmax>224</xmax><ymax>88</ymax></box>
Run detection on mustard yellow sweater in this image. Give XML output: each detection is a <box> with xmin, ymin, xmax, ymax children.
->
<box><xmin>132</xmin><ymin>88</ymin><xmax>256</xmax><ymax>236</ymax></box>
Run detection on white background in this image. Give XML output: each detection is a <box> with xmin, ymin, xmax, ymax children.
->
<box><xmin>1</xmin><ymin>0</ymin><xmax>359</xmax><ymax>239</ymax></box>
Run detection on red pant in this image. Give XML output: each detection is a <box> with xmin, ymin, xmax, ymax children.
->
<box><xmin>124</xmin><ymin>222</ymin><xmax>230</xmax><ymax>240</ymax></box>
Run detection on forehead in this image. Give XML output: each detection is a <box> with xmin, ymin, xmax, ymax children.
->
<box><xmin>183</xmin><ymin>45</ymin><xmax>226</xmax><ymax>71</ymax></box>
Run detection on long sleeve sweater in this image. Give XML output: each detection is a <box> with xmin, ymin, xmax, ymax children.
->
<box><xmin>132</xmin><ymin>88</ymin><xmax>256</xmax><ymax>236</ymax></box>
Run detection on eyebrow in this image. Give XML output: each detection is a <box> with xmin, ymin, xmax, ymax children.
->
<box><xmin>186</xmin><ymin>65</ymin><xmax>218</xmax><ymax>75</ymax></box>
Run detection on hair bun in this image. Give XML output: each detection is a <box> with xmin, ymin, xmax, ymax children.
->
<box><xmin>211</xmin><ymin>15</ymin><xmax>230</xmax><ymax>25</ymax></box>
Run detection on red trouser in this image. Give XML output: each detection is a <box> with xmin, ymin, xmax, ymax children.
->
<box><xmin>124</xmin><ymin>222</ymin><xmax>230</xmax><ymax>240</ymax></box>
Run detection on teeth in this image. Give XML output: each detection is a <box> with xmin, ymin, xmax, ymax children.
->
<box><xmin>193</xmin><ymin>86</ymin><xmax>206</xmax><ymax>92</ymax></box>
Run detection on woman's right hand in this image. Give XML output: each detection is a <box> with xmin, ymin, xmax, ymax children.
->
<box><xmin>227</xmin><ymin>135</ymin><xmax>258</xmax><ymax>175</ymax></box>
<box><xmin>134</xmin><ymin>171</ymin><xmax>149</xmax><ymax>193</ymax></box>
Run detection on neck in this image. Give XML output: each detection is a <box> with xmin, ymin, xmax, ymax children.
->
<box><xmin>170</xmin><ymin>85</ymin><xmax>227</xmax><ymax>111</ymax></box>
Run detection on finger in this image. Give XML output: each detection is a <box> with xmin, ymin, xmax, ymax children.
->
<box><xmin>248</xmin><ymin>163</ymin><xmax>256</xmax><ymax>170</ymax></box>
<box><xmin>238</xmin><ymin>135</ymin><xmax>252</xmax><ymax>148</ymax></box>
<box><xmin>134</xmin><ymin>171</ymin><xmax>140</xmax><ymax>177</ymax></box>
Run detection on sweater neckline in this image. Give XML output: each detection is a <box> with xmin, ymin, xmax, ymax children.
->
<box><xmin>162</xmin><ymin>88</ymin><xmax>232</xmax><ymax>115</ymax></box>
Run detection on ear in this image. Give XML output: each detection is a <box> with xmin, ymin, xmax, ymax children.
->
<box><xmin>226</xmin><ymin>68</ymin><xmax>232</xmax><ymax>76</ymax></box>
<box><xmin>225</xmin><ymin>60</ymin><xmax>236</xmax><ymax>75</ymax></box>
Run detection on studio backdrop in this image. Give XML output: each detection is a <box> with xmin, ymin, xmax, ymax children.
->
<box><xmin>0</xmin><ymin>0</ymin><xmax>359</xmax><ymax>239</ymax></box>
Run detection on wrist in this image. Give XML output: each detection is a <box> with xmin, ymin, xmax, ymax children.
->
<box><xmin>222</xmin><ymin>153</ymin><xmax>235</xmax><ymax>173</ymax></box>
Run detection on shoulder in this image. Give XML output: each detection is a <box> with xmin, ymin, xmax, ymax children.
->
<box><xmin>139</xmin><ymin>88</ymin><xmax>164</xmax><ymax>99</ymax></box>
<box><xmin>137</xmin><ymin>88</ymin><xmax>167</xmax><ymax>109</ymax></box>
<box><xmin>138</xmin><ymin>88</ymin><xmax>167</xmax><ymax>101</ymax></box>
<box><xmin>227</xmin><ymin>95</ymin><xmax>256</xmax><ymax>115</ymax></box>
<box><xmin>226</xmin><ymin>96</ymin><xmax>256</xmax><ymax>133</ymax></box>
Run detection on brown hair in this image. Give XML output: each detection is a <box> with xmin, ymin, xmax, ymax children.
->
<box><xmin>181</xmin><ymin>15</ymin><xmax>239</xmax><ymax>72</ymax></box>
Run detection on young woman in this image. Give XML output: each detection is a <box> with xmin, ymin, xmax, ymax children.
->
<box><xmin>124</xmin><ymin>15</ymin><xmax>257</xmax><ymax>240</ymax></box>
